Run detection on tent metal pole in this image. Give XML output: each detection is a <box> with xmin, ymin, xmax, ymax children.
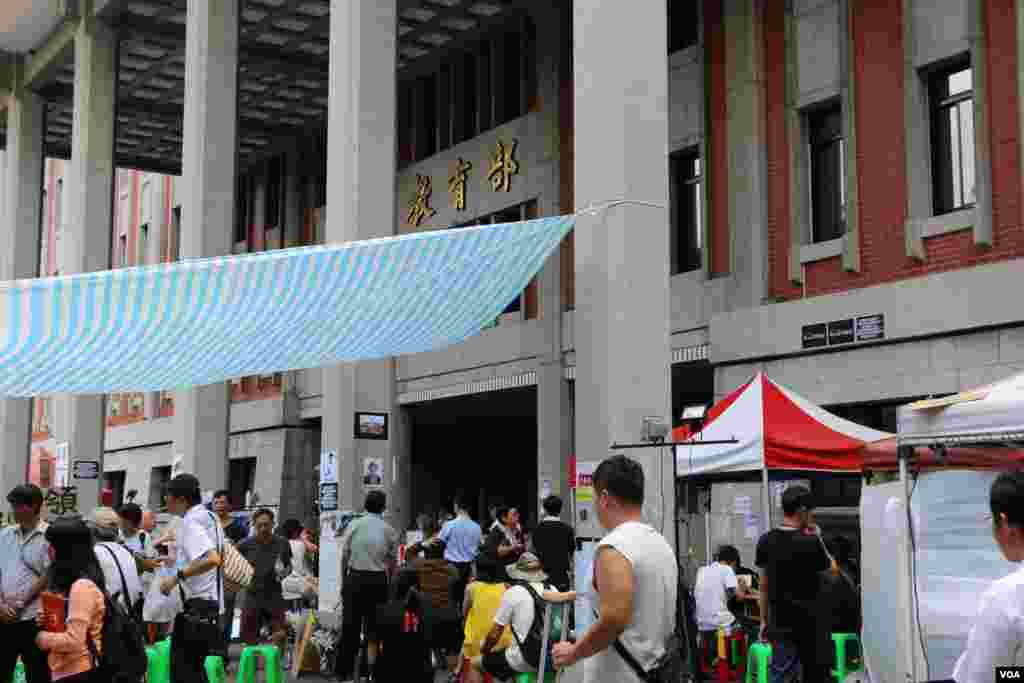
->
<box><xmin>898</xmin><ymin>448</ymin><xmax>918</xmax><ymax>683</ymax></box>
<box><xmin>761</xmin><ymin>464</ymin><xmax>772</xmax><ymax>533</ymax></box>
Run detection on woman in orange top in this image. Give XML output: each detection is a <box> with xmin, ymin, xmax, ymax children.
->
<box><xmin>36</xmin><ymin>518</ymin><xmax>106</xmax><ymax>683</ymax></box>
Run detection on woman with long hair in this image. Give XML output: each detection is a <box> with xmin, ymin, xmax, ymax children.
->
<box><xmin>35</xmin><ymin>517</ymin><xmax>107</xmax><ymax>683</ymax></box>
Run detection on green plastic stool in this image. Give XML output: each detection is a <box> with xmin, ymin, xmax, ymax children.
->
<box><xmin>146</xmin><ymin>640</ymin><xmax>172</xmax><ymax>683</ymax></box>
<box><xmin>745</xmin><ymin>642</ymin><xmax>772</xmax><ymax>683</ymax></box>
<box><xmin>237</xmin><ymin>645</ymin><xmax>284</xmax><ymax>683</ymax></box>
<box><xmin>10</xmin><ymin>660</ymin><xmax>25</xmax><ymax>683</ymax></box>
<box><xmin>831</xmin><ymin>633</ymin><xmax>862</xmax><ymax>683</ymax></box>
<box><xmin>513</xmin><ymin>673</ymin><xmax>558</xmax><ymax>683</ymax></box>
<box><xmin>204</xmin><ymin>655</ymin><xmax>227</xmax><ymax>683</ymax></box>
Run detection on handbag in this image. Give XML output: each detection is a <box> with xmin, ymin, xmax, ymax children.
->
<box><xmin>221</xmin><ymin>538</ymin><xmax>254</xmax><ymax>594</ymax></box>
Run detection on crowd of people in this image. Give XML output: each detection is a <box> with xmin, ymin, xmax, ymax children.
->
<box><xmin>331</xmin><ymin>454</ymin><xmax>680</xmax><ymax>683</ymax></box>
<box><xmin>0</xmin><ymin>475</ymin><xmax>318</xmax><ymax>683</ymax></box>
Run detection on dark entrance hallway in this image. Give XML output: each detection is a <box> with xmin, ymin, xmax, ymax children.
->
<box><xmin>409</xmin><ymin>386</ymin><xmax>538</xmax><ymax>529</ymax></box>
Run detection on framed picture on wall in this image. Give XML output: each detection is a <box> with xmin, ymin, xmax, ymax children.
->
<box><xmin>354</xmin><ymin>411</ymin><xmax>389</xmax><ymax>440</ymax></box>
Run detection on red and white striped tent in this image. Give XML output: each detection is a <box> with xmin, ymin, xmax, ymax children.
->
<box><xmin>672</xmin><ymin>372</ymin><xmax>891</xmax><ymax>476</ymax></box>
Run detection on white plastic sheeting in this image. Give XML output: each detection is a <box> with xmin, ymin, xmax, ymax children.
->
<box><xmin>908</xmin><ymin>470</ymin><xmax>1014</xmax><ymax>680</ymax></box>
<box><xmin>861</xmin><ymin>471</ymin><xmax>1017</xmax><ymax>683</ymax></box>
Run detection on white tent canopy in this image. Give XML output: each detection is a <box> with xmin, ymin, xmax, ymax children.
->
<box><xmin>898</xmin><ymin>371</ymin><xmax>1024</xmax><ymax>446</ymax></box>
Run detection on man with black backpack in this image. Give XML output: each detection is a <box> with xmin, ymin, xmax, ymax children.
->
<box><xmin>470</xmin><ymin>553</ymin><xmax>555</xmax><ymax>682</ymax></box>
<box><xmin>552</xmin><ymin>455</ymin><xmax>682</xmax><ymax>682</ymax></box>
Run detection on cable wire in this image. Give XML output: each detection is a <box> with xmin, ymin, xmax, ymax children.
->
<box><xmin>906</xmin><ymin>472</ymin><xmax>931</xmax><ymax>681</ymax></box>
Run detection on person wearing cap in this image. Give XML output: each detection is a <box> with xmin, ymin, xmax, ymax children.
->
<box><xmin>90</xmin><ymin>507</ymin><xmax>144</xmax><ymax>619</ymax></box>
<box><xmin>0</xmin><ymin>484</ymin><xmax>52</xmax><ymax>683</ymax></box>
<box><xmin>468</xmin><ymin>552</ymin><xmax>551</xmax><ymax>682</ymax></box>
<box><xmin>159</xmin><ymin>474</ymin><xmax>224</xmax><ymax>683</ymax></box>
<box><xmin>755</xmin><ymin>485</ymin><xmax>830</xmax><ymax>683</ymax></box>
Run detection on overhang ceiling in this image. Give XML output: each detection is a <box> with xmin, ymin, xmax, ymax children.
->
<box><xmin>0</xmin><ymin>0</ymin><xmax>531</xmax><ymax>175</ymax></box>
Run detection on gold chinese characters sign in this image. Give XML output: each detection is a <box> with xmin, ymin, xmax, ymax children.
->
<box><xmin>407</xmin><ymin>174</ymin><xmax>436</xmax><ymax>227</ymax></box>
<box><xmin>487</xmin><ymin>139</ymin><xmax>519</xmax><ymax>192</ymax></box>
<box><xmin>448</xmin><ymin>158</ymin><xmax>473</xmax><ymax>211</ymax></box>
<box><xmin>406</xmin><ymin>138</ymin><xmax>522</xmax><ymax>226</ymax></box>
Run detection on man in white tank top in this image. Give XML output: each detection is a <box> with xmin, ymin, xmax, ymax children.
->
<box><xmin>552</xmin><ymin>455</ymin><xmax>677</xmax><ymax>681</ymax></box>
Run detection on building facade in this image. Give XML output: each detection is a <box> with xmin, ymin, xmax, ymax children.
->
<box><xmin>0</xmin><ymin>0</ymin><xmax>1023</xmax><ymax>541</ymax></box>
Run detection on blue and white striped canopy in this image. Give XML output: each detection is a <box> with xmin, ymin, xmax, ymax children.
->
<box><xmin>0</xmin><ymin>216</ymin><xmax>574</xmax><ymax>397</ymax></box>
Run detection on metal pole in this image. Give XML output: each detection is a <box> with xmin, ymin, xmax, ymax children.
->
<box><xmin>899</xmin><ymin>449</ymin><xmax>918</xmax><ymax>683</ymax></box>
<box><xmin>761</xmin><ymin>464</ymin><xmax>772</xmax><ymax>533</ymax></box>
<box><xmin>672</xmin><ymin>444</ymin><xmax>681</xmax><ymax>564</ymax></box>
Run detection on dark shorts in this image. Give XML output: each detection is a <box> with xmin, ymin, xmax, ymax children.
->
<box><xmin>480</xmin><ymin>650</ymin><xmax>518</xmax><ymax>681</ymax></box>
<box><xmin>240</xmin><ymin>606</ymin><xmax>287</xmax><ymax>644</ymax></box>
<box><xmin>432</xmin><ymin>607</ymin><xmax>463</xmax><ymax>654</ymax></box>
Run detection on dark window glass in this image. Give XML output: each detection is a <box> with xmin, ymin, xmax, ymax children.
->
<box><xmin>668</xmin><ymin>0</ymin><xmax>699</xmax><ymax>53</ymax></box>
<box><xmin>808</xmin><ymin>104</ymin><xmax>846</xmax><ymax>243</ymax></box>
<box><xmin>502</xmin><ymin>30</ymin><xmax>523</xmax><ymax>123</ymax></box>
<box><xmin>478</xmin><ymin>41</ymin><xmax>492</xmax><ymax>132</ymax></box>
<box><xmin>930</xmin><ymin>62</ymin><xmax>975</xmax><ymax>214</ymax></box>
<box><xmin>266</xmin><ymin>156</ymin><xmax>282</xmax><ymax>228</ymax></box>
<box><xmin>398</xmin><ymin>83</ymin><xmax>414</xmax><ymax>165</ymax></box>
<box><xmin>234</xmin><ymin>176</ymin><xmax>249</xmax><ymax>243</ymax></box>
<box><xmin>523</xmin><ymin>17</ymin><xmax>538</xmax><ymax>112</ymax></box>
<box><xmin>670</xmin><ymin>149</ymin><xmax>702</xmax><ymax>274</ymax></box>
<box><xmin>460</xmin><ymin>52</ymin><xmax>478</xmax><ymax>142</ymax></box>
<box><xmin>438</xmin><ymin>64</ymin><xmax>452</xmax><ymax>151</ymax></box>
<box><xmin>419</xmin><ymin>74</ymin><xmax>438</xmax><ymax>160</ymax></box>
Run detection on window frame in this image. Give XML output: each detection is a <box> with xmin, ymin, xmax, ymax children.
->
<box><xmin>669</xmin><ymin>148</ymin><xmax>703</xmax><ymax>275</ymax></box>
<box><xmin>928</xmin><ymin>59</ymin><xmax>975</xmax><ymax>216</ymax></box>
<box><xmin>806</xmin><ymin>102</ymin><xmax>846</xmax><ymax>245</ymax></box>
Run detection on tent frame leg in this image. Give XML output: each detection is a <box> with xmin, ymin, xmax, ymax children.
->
<box><xmin>898</xmin><ymin>448</ymin><xmax>918</xmax><ymax>683</ymax></box>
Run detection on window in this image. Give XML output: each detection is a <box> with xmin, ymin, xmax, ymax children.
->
<box><xmin>266</xmin><ymin>156</ymin><xmax>283</xmax><ymax>229</ymax></box>
<box><xmin>930</xmin><ymin>62</ymin><xmax>975</xmax><ymax>215</ymax></box>
<box><xmin>169</xmin><ymin>206</ymin><xmax>181</xmax><ymax>261</ymax></box>
<box><xmin>229</xmin><ymin>458</ymin><xmax>257</xmax><ymax>510</ymax></box>
<box><xmin>808</xmin><ymin>104</ymin><xmax>846</xmax><ymax>243</ymax></box>
<box><xmin>398</xmin><ymin>18</ymin><xmax>537</xmax><ymax>167</ymax></box>
<box><xmin>670</xmin><ymin>149</ymin><xmax>703</xmax><ymax>273</ymax></box>
<box><xmin>119</xmin><ymin>235</ymin><xmax>128</xmax><ymax>267</ymax></box>
<box><xmin>104</xmin><ymin>471</ymin><xmax>126</xmax><ymax>510</ymax></box>
<box><xmin>139</xmin><ymin>224</ymin><xmax>148</xmax><ymax>264</ymax></box>
<box><xmin>668</xmin><ymin>0</ymin><xmax>699</xmax><ymax>54</ymax></box>
<box><xmin>149</xmin><ymin>466</ymin><xmax>171</xmax><ymax>510</ymax></box>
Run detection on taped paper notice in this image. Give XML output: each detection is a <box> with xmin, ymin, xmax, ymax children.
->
<box><xmin>744</xmin><ymin>513</ymin><xmax>761</xmax><ymax>540</ymax></box>
<box><xmin>734</xmin><ymin>495</ymin><xmax>753</xmax><ymax>515</ymax></box>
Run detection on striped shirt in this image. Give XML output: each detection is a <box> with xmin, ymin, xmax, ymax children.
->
<box><xmin>0</xmin><ymin>522</ymin><xmax>50</xmax><ymax>620</ymax></box>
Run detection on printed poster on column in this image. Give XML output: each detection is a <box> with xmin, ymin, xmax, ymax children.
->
<box><xmin>575</xmin><ymin>463</ymin><xmax>596</xmax><ymax>503</ymax></box>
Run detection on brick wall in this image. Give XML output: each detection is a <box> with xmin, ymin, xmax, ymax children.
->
<box><xmin>706</xmin><ymin>0</ymin><xmax>730</xmax><ymax>277</ymax></box>
<box><xmin>763</xmin><ymin>1</ymin><xmax>800</xmax><ymax>300</ymax></box>
<box><xmin>764</xmin><ymin>0</ymin><xmax>1022</xmax><ymax>301</ymax></box>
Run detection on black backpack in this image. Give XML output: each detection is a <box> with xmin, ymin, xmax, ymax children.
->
<box><xmin>613</xmin><ymin>569</ymin><xmax>699</xmax><ymax>683</ymax></box>
<box><xmin>90</xmin><ymin>546</ymin><xmax>148</xmax><ymax>683</ymax></box>
<box><xmin>508</xmin><ymin>582</ymin><xmax>563</xmax><ymax>670</ymax></box>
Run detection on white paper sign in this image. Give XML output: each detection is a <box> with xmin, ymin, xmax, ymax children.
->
<box><xmin>744</xmin><ymin>513</ymin><xmax>761</xmax><ymax>540</ymax></box>
<box><xmin>540</xmin><ymin>479</ymin><xmax>552</xmax><ymax>500</ymax></box>
<box><xmin>734</xmin><ymin>495</ymin><xmax>753</xmax><ymax>515</ymax></box>
<box><xmin>171</xmin><ymin>454</ymin><xmax>185</xmax><ymax>478</ymax></box>
<box><xmin>55</xmin><ymin>442</ymin><xmax>70</xmax><ymax>488</ymax></box>
<box><xmin>320</xmin><ymin>450</ymin><xmax>338</xmax><ymax>484</ymax></box>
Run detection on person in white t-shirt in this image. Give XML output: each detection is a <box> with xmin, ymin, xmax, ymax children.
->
<box><xmin>695</xmin><ymin>545</ymin><xmax>748</xmax><ymax>635</ymax></box>
<box><xmin>470</xmin><ymin>553</ymin><xmax>550</xmax><ymax>682</ymax></box>
<box><xmin>552</xmin><ymin>455</ymin><xmax>677</xmax><ymax>683</ymax></box>
<box><xmin>90</xmin><ymin>507</ymin><xmax>145</xmax><ymax>614</ymax></box>
<box><xmin>953</xmin><ymin>471</ymin><xmax>1024</xmax><ymax>683</ymax></box>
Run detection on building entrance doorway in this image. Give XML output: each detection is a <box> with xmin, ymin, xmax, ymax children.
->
<box><xmin>409</xmin><ymin>386</ymin><xmax>538</xmax><ymax>530</ymax></box>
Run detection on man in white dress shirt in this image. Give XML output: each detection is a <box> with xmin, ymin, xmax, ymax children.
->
<box><xmin>953</xmin><ymin>471</ymin><xmax>1024</xmax><ymax>683</ymax></box>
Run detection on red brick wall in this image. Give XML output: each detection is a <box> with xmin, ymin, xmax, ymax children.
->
<box><xmin>706</xmin><ymin>0</ymin><xmax>730</xmax><ymax>277</ymax></box>
<box><xmin>763</xmin><ymin>1</ymin><xmax>800</xmax><ymax>300</ymax></box>
<box><xmin>764</xmin><ymin>0</ymin><xmax>1022</xmax><ymax>300</ymax></box>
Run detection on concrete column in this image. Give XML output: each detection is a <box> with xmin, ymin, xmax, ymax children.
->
<box><xmin>968</xmin><ymin>0</ymin><xmax>994</xmax><ymax>247</ymax></box>
<box><xmin>573</xmin><ymin>1</ymin><xmax>674</xmax><ymax>546</ymax></box>
<box><xmin>172</xmin><ymin>0</ymin><xmax>238</xmax><ymax>494</ymax></box>
<box><xmin>535</xmin><ymin>5</ymin><xmax>571</xmax><ymax>523</ymax></box>
<box><xmin>0</xmin><ymin>66</ymin><xmax>45</xmax><ymax>494</ymax></box>
<box><xmin>321</xmin><ymin>0</ymin><xmax>399</xmax><ymax>608</ymax></box>
<box><xmin>724</xmin><ymin>0</ymin><xmax>769</xmax><ymax>307</ymax></box>
<box><xmin>55</xmin><ymin>15</ymin><xmax>117</xmax><ymax>515</ymax></box>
